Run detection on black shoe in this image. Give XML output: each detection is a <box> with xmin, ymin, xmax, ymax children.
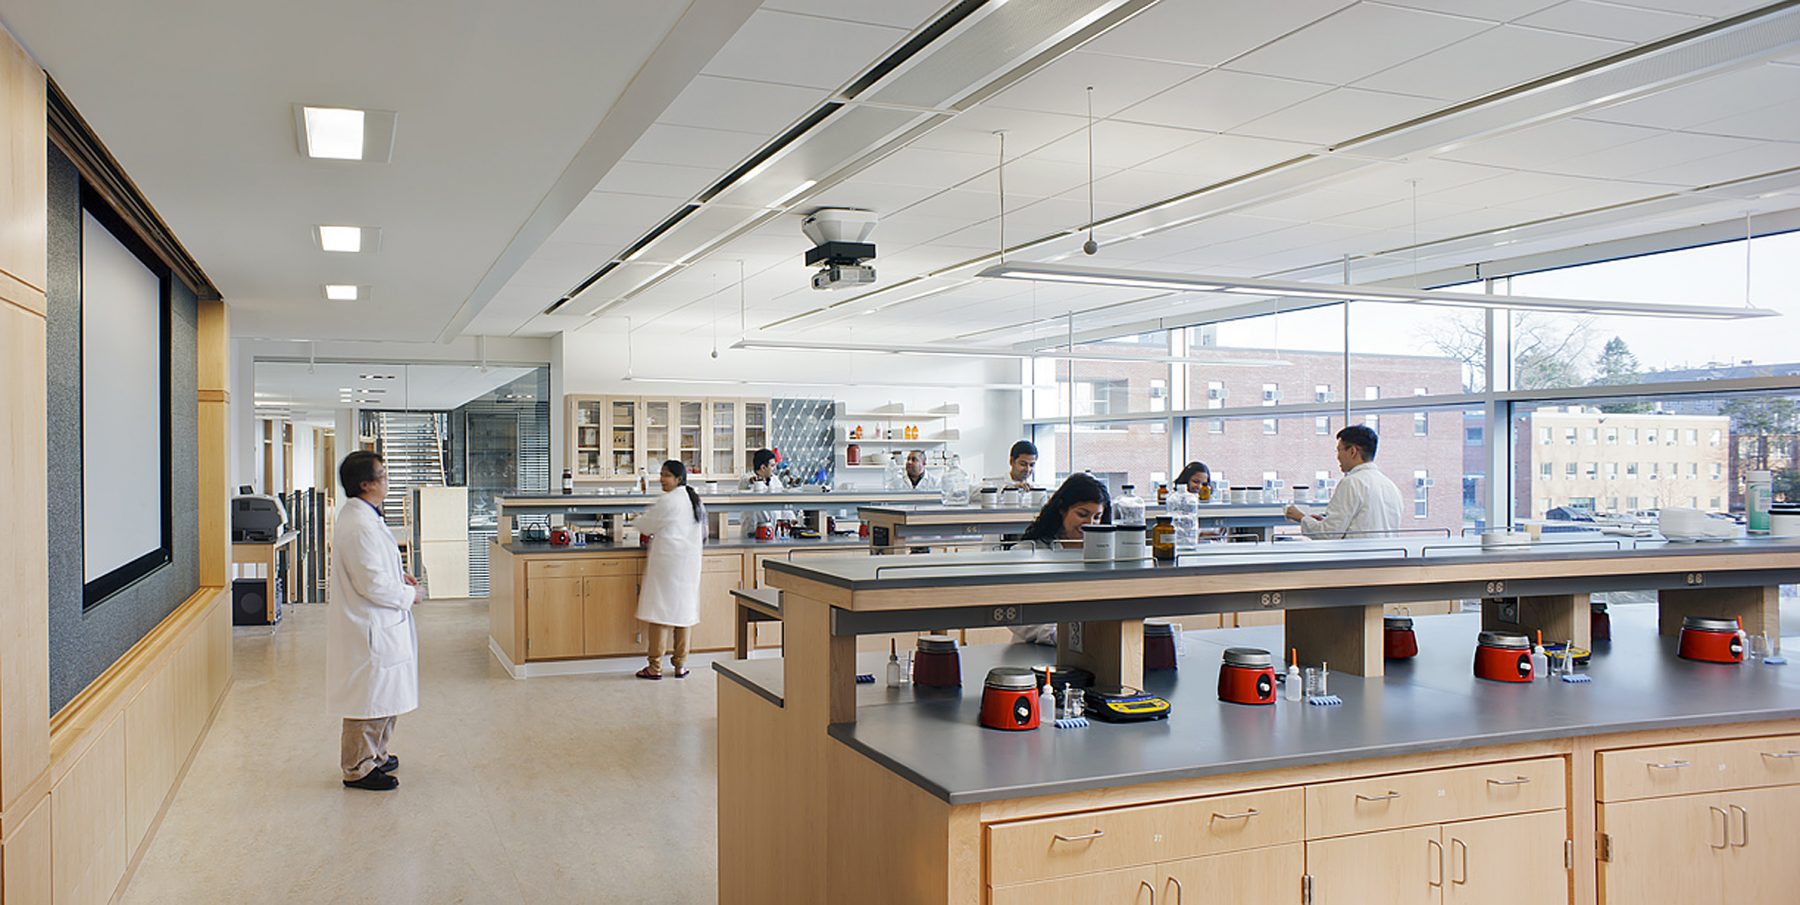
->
<box><xmin>374</xmin><ymin>754</ymin><xmax>399</xmax><ymax>774</ymax></box>
<box><xmin>343</xmin><ymin>770</ymin><xmax>399</xmax><ymax>791</ymax></box>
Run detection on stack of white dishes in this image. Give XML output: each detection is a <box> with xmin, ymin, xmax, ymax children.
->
<box><xmin>1658</xmin><ymin>507</ymin><xmax>1743</xmax><ymax>542</ymax></box>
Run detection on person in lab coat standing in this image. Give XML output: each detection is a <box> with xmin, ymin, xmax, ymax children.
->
<box><xmin>1284</xmin><ymin>425</ymin><xmax>1403</xmax><ymax>539</ymax></box>
<box><xmin>327</xmin><ymin>451</ymin><xmax>419</xmax><ymax>791</ymax></box>
<box><xmin>738</xmin><ymin>448</ymin><xmax>788</xmax><ymax>537</ymax></box>
<box><xmin>636</xmin><ymin>460</ymin><xmax>708</xmax><ymax>680</ymax></box>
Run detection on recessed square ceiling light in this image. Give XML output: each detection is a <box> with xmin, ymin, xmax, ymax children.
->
<box><xmin>324</xmin><ymin>284</ymin><xmax>360</xmax><ymax>301</ymax></box>
<box><xmin>315</xmin><ymin>225</ymin><xmax>377</xmax><ymax>253</ymax></box>
<box><xmin>294</xmin><ymin>105</ymin><xmax>398</xmax><ymax>162</ymax></box>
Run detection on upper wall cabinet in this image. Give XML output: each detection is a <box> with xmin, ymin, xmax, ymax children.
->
<box><xmin>568</xmin><ymin>395</ymin><xmax>769</xmax><ymax>482</ymax></box>
<box><xmin>0</xmin><ymin>33</ymin><xmax>47</xmax><ymax>299</ymax></box>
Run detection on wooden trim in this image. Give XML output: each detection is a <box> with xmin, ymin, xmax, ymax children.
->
<box><xmin>0</xmin><ymin>300</ymin><xmax>51</xmax><ymax>816</ymax></box>
<box><xmin>45</xmin><ymin>78</ymin><xmax>218</xmax><ymax>300</ymax></box>
<box><xmin>196</xmin><ymin>388</ymin><xmax>228</xmax><ymax>403</ymax></box>
<box><xmin>48</xmin><ymin>587</ymin><xmax>227</xmax><ymax>778</ymax></box>
<box><xmin>0</xmin><ymin>275</ymin><xmax>44</xmax><ymax>316</ymax></box>
<box><xmin>0</xmin><ymin>790</ymin><xmax>52</xmax><ymax>904</ymax></box>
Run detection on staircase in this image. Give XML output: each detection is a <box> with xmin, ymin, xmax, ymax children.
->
<box><xmin>370</xmin><ymin>412</ymin><xmax>448</xmax><ymax>527</ymax></box>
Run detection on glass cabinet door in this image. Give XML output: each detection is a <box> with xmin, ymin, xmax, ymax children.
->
<box><xmin>710</xmin><ymin>401</ymin><xmax>737</xmax><ymax>476</ymax></box>
<box><xmin>609</xmin><ymin>399</ymin><xmax>637</xmax><ymax>476</ymax></box>
<box><xmin>743</xmin><ymin>401</ymin><xmax>768</xmax><ymax>472</ymax></box>
<box><xmin>575</xmin><ymin>400</ymin><xmax>605</xmax><ymax>475</ymax></box>
<box><xmin>678</xmin><ymin>400</ymin><xmax>703</xmax><ymax>472</ymax></box>
<box><xmin>643</xmin><ymin>399</ymin><xmax>672</xmax><ymax>467</ymax></box>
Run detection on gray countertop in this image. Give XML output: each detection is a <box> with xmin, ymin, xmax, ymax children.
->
<box><xmin>498</xmin><ymin>535</ymin><xmax>867</xmax><ymax>555</ymax></box>
<box><xmin>714</xmin><ymin>605</ymin><xmax>1800</xmax><ymax>804</ymax></box>
<box><xmin>762</xmin><ymin>535</ymin><xmax>1800</xmax><ymax>590</ymax></box>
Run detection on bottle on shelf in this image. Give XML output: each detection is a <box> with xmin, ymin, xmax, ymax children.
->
<box><xmin>1168</xmin><ymin>486</ymin><xmax>1199</xmax><ymax>546</ymax></box>
<box><xmin>1114</xmin><ymin>484</ymin><xmax>1146</xmax><ymax>527</ymax></box>
<box><xmin>941</xmin><ymin>455</ymin><xmax>971</xmax><ymax>506</ymax></box>
<box><xmin>884</xmin><ymin>452</ymin><xmax>905</xmax><ymax>491</ymax></box>
<box><xmin>561</xmin><ymin>469</ymin><xmax>574</xmax><ymax>495</ymax></box>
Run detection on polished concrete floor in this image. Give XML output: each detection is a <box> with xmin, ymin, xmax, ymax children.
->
<box><xmin>119</xmin><ymin>600</ymin><xmax>723</xmax><ymax>905</ymax></box>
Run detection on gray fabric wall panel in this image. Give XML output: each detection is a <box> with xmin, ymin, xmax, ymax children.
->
<box><xmin>45</xmin><ymin>143</ymin><xmax>201</xmax><ymax>713</ymax></box>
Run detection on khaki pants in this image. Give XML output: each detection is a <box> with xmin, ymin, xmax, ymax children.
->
<box><xmin>645</xmin><ymin>624</ymin><xmax>690</xmax><ymax>674</ymax></box>
<box><xmin>341</xmin><ymin>716</ymin><xmax>396</xmax><ymax>781</ymax></box>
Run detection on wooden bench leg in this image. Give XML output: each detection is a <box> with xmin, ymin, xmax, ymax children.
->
<box><xmin>1658</xmin><ymin>586</ymin><xmax>1779</xmax><ymax>639</ymax></box>
<box><xmin>1056</xmin><ymin>619</ymin><xmax>1145</xmax><ymax>690</ymax></box>
<box><xmin>734</xmin><ymin>608</ymin><xmax>751</xmax><ymax>659</ymax></box>
<box><xmin>1481</xmin><ymin>594</ymin><xmax>1590</xmax><ymax>650</ymax></box>
<box><xmin>1286</xmin><ymin>604</ymin><xmax>1383</xmax><ymax>677</ymax></box>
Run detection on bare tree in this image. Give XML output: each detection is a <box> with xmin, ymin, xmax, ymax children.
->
<box><xmin>1420</xmin><ymin>311</ymin><xmax>1596</xmax><ymax>390</ymax></box>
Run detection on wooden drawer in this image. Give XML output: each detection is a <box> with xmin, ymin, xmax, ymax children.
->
<box><xmin>985</xmin><ymin>788</ymin><xmax>1301</xmax><ymax>886</ymax></box>
<box><xmin>1305</xmin><ymin>757</ymin><xmax>1564</xmax><ymax>839</ymax></box>
<box><xmin>988</xmin><ymin>865</ymin><xmax>1154</xmax><ymax>905</ymax></box>
<box><xmin>1598</xmin><ymin>733</ymin><xmax>1800</xmax><ymax>802</ymax></box>
<box><xmin>527</xmin><ymin>557</ymin><xmax>642</xmax><ymax>579</ymax></box>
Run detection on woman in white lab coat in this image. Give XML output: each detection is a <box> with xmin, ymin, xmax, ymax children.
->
<box><xmin>636</xmin><ymin>459</ymin><xmax>708</xmax><ymax>679</ymax></box>
<box><xmin>1005</xmin><ymin>473</ymin><xmax>1111</xmax><ymax>645</ymax></box>
<box><xmin>326</xmin><ymin>450</ymin><xmax>419</xmax><ymax>791</ymax></box>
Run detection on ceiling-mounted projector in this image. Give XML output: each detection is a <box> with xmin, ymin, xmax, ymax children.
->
<box><xmin>802</xmin><ymin>208</ymin><xmax>877</xmax><ymax>290</ymax></box>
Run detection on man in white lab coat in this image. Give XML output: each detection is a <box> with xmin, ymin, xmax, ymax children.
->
<box><xmin>326</xmin><ymin>451</ymin><xmax>420</xmax><ymax>791</ymax></box>
<box><xmin>902</xmin><ymin>449</ymin><xmax>939</xmax><ymax>491</ymax></box>
<box><xmin>1284</xmin><ymin>425</ymin><xmax>1403</xmax><ymax>540</ymax></box>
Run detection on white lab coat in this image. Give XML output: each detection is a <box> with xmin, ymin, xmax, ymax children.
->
<box><xmin>1298</xmin><ymin>462</ymin><xmax>1405</xmax><ymax>540</ymax></box>
<box><xmin>1008</xmin><ymin>538</ymin><xmax>1059</xmax><ymax>645</ymax></box>
<box><xmin>739</xmin><ymin>473</ymin><xmax>789</xmax><ymax>536</ymax></box>
<box><xmin>904</xmin><ymin>470</ymin><xmax>940</xmax><ymax>492</ymax></box>
<box><xmin>326</xmin><ymin>499</ymin><xmax>419</xmax><ymax>720</ymax></box>
<box><xmin>636</xmin><ymin>488</ymin><xmax>707</xmax><ymax>627</ymax></box>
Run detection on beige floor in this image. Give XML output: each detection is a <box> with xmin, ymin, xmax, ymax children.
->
<box><xmin>119</xmin><ymin>600</ymin><xmax>722</xmax><ymax>905</ymax></box>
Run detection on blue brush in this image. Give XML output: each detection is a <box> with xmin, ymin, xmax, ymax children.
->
<box><xmin>855</xmin><ymin>674</ymin><xmax>875</xmax><ymax>684</ymax></box>
<box><xmin>1763</xmin><ymin>656</ymin><xmax>1787</xmax><ymax>665</ymax></box>
<box><xmin>1559</xmin><ymin>673</ymin><xmax>1592</xmax><ymax>683</ymax></box>
<box><xmin>1053</xmin><ymin>716</ymin><xmax>1090</xmax><ymax>729</ymax></box>
<box><xmin>1307</xmin><ymin>695</ymin><xmax>1343</xmax><ymax>706</ymax></box>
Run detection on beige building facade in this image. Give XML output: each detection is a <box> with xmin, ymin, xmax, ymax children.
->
<box><xmin>1516</xmin><ymin>407</ymin><xmax>1731</xmax><ymax>518</ymax></box>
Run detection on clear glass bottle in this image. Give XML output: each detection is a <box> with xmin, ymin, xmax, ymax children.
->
<box><xmin>941</xmin><ymin>455</ymin><xmax>971</xmax><ymax>506</ymax></box>
<box><xmin>886</xmin><ymin>639</ymin><xmax>904</xmax><ymax>688</ymax></box>
<box><xmin>884</xmin><ymin>452</ymin><xmax>905</xmax><ymax>491</ymax></box>
<box><xmin>1114</xmin><ymin>484</ymin><xmax>1146</xmax><ymax>527</ymax></box>
<box><xmin>1168</xmin><ymin>486</ymin><xmax>1200</xmax><ymax>547</ymax></box>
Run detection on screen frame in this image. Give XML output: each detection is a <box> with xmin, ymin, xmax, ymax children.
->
<box><xmin>79</xmin><ymin>181</ymin><xmax>174</xmax><ymax>610</ymax></box>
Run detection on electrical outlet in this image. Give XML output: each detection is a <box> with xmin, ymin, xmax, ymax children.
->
<box><xmin>1068</xmin><ymin>621</ymin><xmax>1085</xmax><ymax>654</ymax></box>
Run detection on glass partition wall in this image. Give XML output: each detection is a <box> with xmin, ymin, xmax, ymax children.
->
<box><xmin>1025</xmin><ymin>228</ymin><xmax>1800</xmax><ymax>534</ymax></box>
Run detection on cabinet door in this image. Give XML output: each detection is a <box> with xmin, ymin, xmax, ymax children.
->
<box><xmin>688</xmin><ymin>553</ymin><xmax>745</xmax><ymax>651</ymax></box>
<box><xmin>572</xmin><ymin>399</ymin><xmax>605</xmax><ymax>477</ymax></box>
<box><xmin>642</xmin><ymin>398</ymin><xmax>673</xmax><ymax>466</ymax></box>
<box><xmin>1723</xmin><ymin>784</ymin><xmax>1800</xmax><ymax>902</ymax></box>
<box><xmin>524</xmin><ymin>576</ymin><xmax>585</xmax><ymax>660</ymax></box>
<box><xmin>677</xmin><ymin>399</ymin><xmax>704</xmax><ymax>473</ymax></box>
<box><xmin>1305</xmin><ymin>826</ymin><xmax>1442</xmax><ymax>905</ymax></box>
<box><xmin>1443</xmin><ymin>810</ymin><xmax>1567</xmax><ymax>905</ymax></box>
<box><xmin>1598</xmin><ymin>791</ymin><xmax>1731</xmax><ymax>905</ymax></box>
<box><xmin>707</xmin><ymin>399</ymin><xmax>737</xmax><ymax>477</ymax></box>
<box><xmin>606</xmin><ymin>398</ymin><xmax>638</xmax><ymax>476</ymax></box>
<box><xmin>583</xmin><ymin>574</ymin><xmax>644</xmax><ymax>656</ymax></box>
<box><xmin>742</xmin><ymin>400</ymin><xmax>768</xmax><ymax>472</ymax></box>
<box><xmin>988</xmin><ymin>866</ymin><xmax>1155</xmax><ymax>905</ymax></box>
<box><xmin>1162</xmin><ymin>842</ymin><xmax>1301</xmax><ymax>905</ymax></box>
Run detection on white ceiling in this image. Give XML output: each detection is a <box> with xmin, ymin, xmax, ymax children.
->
<box><xmin>6</xmin><ymin>0</ymin><xmax>1800</xmax><ymax>351</ymax></box>
<box><xmin>253</xmin><ymin>362</ymin><xmax>536</xmax><ymax>418</ymax></box>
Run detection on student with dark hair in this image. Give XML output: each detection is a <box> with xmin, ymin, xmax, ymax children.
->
<box><xmin>1285</xmin><ymin>425</ymin><xmax>1402</xmax><ymax>539</ymax></box>
<box><xmin>1009</xmin><ymin>473</ymin><xmax>1111</xmax><ymax>645</ymax></box>
<box><xmin>1174</xmin><ymin>461</ymin><xmax>1211</xmax><ymax>495</ymax></box>
<box><xmin>738</xmin><ymin>447</ymin><xmax>790</xmax><ymax>537</ymax></box>
<box><xmin>636</xmin><ymin>460</ymin><xmax>708</xmax><ymax>679</ymax></box>
<box><xmin>326</xmin><ymin>450</ymin><xmax>419</xmax><ymax>791</ymax></box>
<box><xmin>990</xmin><ymin>439</ymin><xmax>1039</xmax><ymax>489</ymax></box>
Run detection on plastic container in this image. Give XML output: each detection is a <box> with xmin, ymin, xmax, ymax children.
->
<box><xmin>978</xmin><ymin>487</ymin><xmax>1000</xmax><ymax>509</ymax></box>
<box><xmin>1082</xmin><ymin>524</ymin><xmax>1117</xmax><ymax>561</ymax></box>
<box><xmin>1114</xmin><ymin>524</ymin><xmax>1147</xmax><ymax>560</ymax></box>
<box><xmin>1168</xmin><ymin>487</ymin><xmax>1200</xmax><ymax>547</ymax></box>
<box><xmin>1114</xmin><ymin>485</ymin><xmax>1146</xmax><ymax>527</ymax></box>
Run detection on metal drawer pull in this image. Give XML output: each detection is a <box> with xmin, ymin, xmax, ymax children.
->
<box><xmin>1427</xmin><ymin>839</ymin><xmax>1443</xmax><ymax>888</ymax></box>
<box><xmin>1139</xmin><ymin>879</ymin><xmax>1155</xmax><ymax>904</ymax></box>
<box><xmin>1451</xmin><ymin>838</ymin><xmax>1468</xmax><ymax>885</ymax></box>
<box><xmin>1211</xmin><ymin>808</ymin><xmax>1260</xmax><ymax>821</ymax></box>
<box><xmin>1709</xmin><ymin>806</ymin><xmax>1728</xmax><ymax>849</ymax></box>
<box><xmin>1761</xmin><ymin>750</ymin><xmax>1800</xmax><ymax>759</ymax></box>
<box><xmin>1356</xmin><ymin>791</ymin><xmax>1403</xmax><ymax>802</ymax></box>
<box><xmin>1649</xmin><ymin>760</ymin><xmax>1691</xmax><ymax>770</ymax></box>
<box><xmin>1486</xmin><ymin>776</ymin><xmax>1532</xmax><ymax>786</ymax></box>
<box><xmin>1168</xmin><ymin>876</ymin><xmax>1182</xmax><ymax>903</ymax></box>
<box><xmin>1052</xmin><ymin>829</ymin><xmax>1105</xmax><ymax>843</ymax></box>
<box><xmin>1729</xmin><ymin>805</ymin><xmax>1748</xmax><ymax>848</ymax></box>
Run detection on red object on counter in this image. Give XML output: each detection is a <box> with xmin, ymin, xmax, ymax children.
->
<box><xmin>1677</xmin><ymin>617</ymin><xmax>1743</xmax><ymax>663</ymax></box>
<box><xmin>1474</xmin><ymin>632</ymin><xmax>1533</xmax><ymax>682</ymax></box>
<box><xmin>1217</xmin><ymin>648</ymin><xmax>1276</xmax><ymax>705</ymax></box>
<box><xmin>912</xmin><ymin>635</ymin><xmax>962</xmax><ymax>688</ymax></box>
<box><xmin>549</xmin><ymin>527</ymin><xmax>572</xmax><ymax>547</ymax></box>
<box><xmin>1144</xmin><ymin>620</ymin><xmax>1178</xmax><ymax>671</ymax></box>
<box><xmin>1591</xmin><ymin>602</ymin><xmax>1612</xmax><ymax>643</ymax></box>
<box><xmin>755</xmin><ymin>524</ymin><xmax>774</xmax><ymax>541</ymax></box>
<box><xmin>979</xmin><ymin>668</ymin><xmax>1040</xmax><ymax>730</ymax></box>
<box><xmin>1383</xmin><ymin>615</ymin><xmax>1418</xmax><ymax>660</ymax></box>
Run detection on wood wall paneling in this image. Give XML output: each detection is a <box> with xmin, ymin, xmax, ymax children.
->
<box><xmin>0</xmin><ymin>30</ymin><xmax>46</xmax><ymax>300</ymax></box>
<box><xmin>0</xmin><ymin>301</ymin><xmax>51</xmax><ymax>817</ymax></box>
<box><xmin>196</xmin><ymin>300</ymin><xmax>230</xmax><ymax>587</ymax></box>
<box><xmin>52</xmin><ymin>713</ymin><xmax>128</xmax><ymax>905</ymax></box>
<box><xmin>0</xmin><ymin>792</ymin><xmax>51</xmax><ymax>905</ymax></box>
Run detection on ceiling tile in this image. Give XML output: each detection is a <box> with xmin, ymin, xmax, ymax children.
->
<box><xmin>1604</xmin><ymin>0</ymin><xmax>1758</xmax><ymax>15</ymax></box>
<box><xmin>1582</xmin><ymin>62</ymin><xmax>1800</xmax><ymax>130</ymax></box>
<box><xmin>657</xmin><ymin>75</ymin><xmax>825</xmax><ymax>135</ymax></box>
<box><xmin>1377</xmin><ymin>0</ymin><xmax>1568</xmax><ymax>20</ymax></box>
<box><xmin>1116</xmin><ymin>69</ymin><xmax>1331</xmax><ymax>133</ymax></box>
<box><xmin>1549</xmin><ymin>130</ymin><xmax>1762</xmax><ymax>179</ymax></box>
<box><xmin>557</xmin><ymin>192</ymin><xmax>690</xmax><ymax>246</ymax></box>
<box><xmin>804</xmin><ymin>179</ymin><xmax>942</xmax><ymax>215</ymax></box>
<box><xmin>1229</xmin><ymin>4</ymin><xmax>1493</xmax><ymax>86</ymax></box>
<box><xmin>594</xmin><ymin>160</ymin><xmax>720</xmax><ymax>200</ymax></box>
<box><xmin>907</xmin><ymin>106</ymin><xmax>1087</xmax><ymax>157</ymax></box>
<box><xmin>1475</xmin><ymin>170</ymin><xmax>1680</xmax><ymax>211</ymax></box>
<box><xmin>1235</xmin><ymin>87</ymin><xmax>1444</xmax><ymax>145</ymax></box>
<box><xmin>1686</xmin><ymin>97</ymin><xmax>1800</xmax><ymax>142</ymax></box>
<box><xmin>1627</xmin><ymin>140</ymin><xmax>1800</xmax><ymax>187</ymax></box>
<box><xmin>851</xmin><ymin>146</ymin><xmax>999</xmax><ymax>188</ymax></box>
<box><xmin>761</xmin><ymin>0</ymin><xmax>949</xmax><ymax>30</ymax></box>
<box><xmin>1135</xmin><ymin>133</ymin><xmax>1318</xmax><ymax>180</ymax></box>
<box><xmin>1437</xmin><ymin>117</ymin><xmax>1660</xmax><ymax>167</ymax></box>
<box><xmin>623</xmin><ymin>122</ymin><xmax>768</xmax><ymax>170</ymax></box>
<box><xmin>1356</xmin><ymin>24</ymin><xmax>1629</xmax><ymax>100</ymax></box>
<box><xmin>1027</xmin><ymin>120</ymin><xmax>1212</xmax><ymax>170</ymax></box>
<box><xmin>701</xmin><ymin>9</ymin><xmax>905</xmax><ymax>90</ymax></box>
<box><xmin>984</xmin><ymin>51</ymin><xmax>1208</xmax><ymax>118</ymax></box>
<box><xmin>1082</xmin><ymin>0</ymin><xmax>1357</xmax><ymax>67</ymax></box>
<box><xmin>1517</xmin><ymin>0</ymin><xmax>1709</xmax><ymax>41</ymax></box>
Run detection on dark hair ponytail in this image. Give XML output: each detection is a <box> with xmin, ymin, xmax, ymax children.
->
<box><xmin>662</xmin><ymin>460</ymin><xmax>703</xmax><ymax>522</ymax></box>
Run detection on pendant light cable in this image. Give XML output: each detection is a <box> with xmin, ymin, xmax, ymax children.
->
<box><xmin>1084</xmin><ymin>86</ymin><xmax>1098</xmax><ymax>256</ymax></box>
<box><xmin>995</xmin><ymin>130</ymin><xmax>1007</xmax><ymax>263</ymax></box>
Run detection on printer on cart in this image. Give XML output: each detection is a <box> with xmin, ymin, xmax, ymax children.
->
<box><xmin>231</xmin><ymin>489</ymin><xmax>289</xmax><ymax>543</ymax></box>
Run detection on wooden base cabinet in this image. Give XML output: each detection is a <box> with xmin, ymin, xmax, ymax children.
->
<box><xmin>986</xmin><ymin>845</ymin><xmax>1299</xmax><ymax>905</ymax></box>
<box><xmin>525</xmin><ymin>576</ymin><xmax>586</xmax><ymax>660</ymax></box>
<box><xmin>1305</xmin><ymin>811</ymin><xmax>1567</xmax><ymax>905</ymax></box>
<box><xmin>1598</xmin><ymin>784</ymin><xmax>1800</xmax><ymax>904</ymax></box>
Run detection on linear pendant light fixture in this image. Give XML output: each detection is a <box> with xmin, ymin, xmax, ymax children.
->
<box><xmin>976</xmin><ymin>261</ymin><xmax>1778</xmax><ymax>321</ymax></box>
<box><xmin>730</xmin><ymin>338</ymin><xmax>1288</xmax><ymax>367</ymax></box>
